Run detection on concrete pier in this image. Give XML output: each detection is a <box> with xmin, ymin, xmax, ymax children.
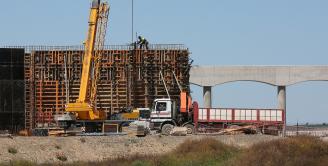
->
<box><xmin>277</xmin><ymin>86</ymin><xmax>286</xmax><ymax>136</ymax></box>
<box><xmin>277</xmin><ymin>86</ymin><xmax>286</xmax><ymax>111</ymax></box>
<box><xmin>203</xmin><ymin>86</ymin><xmax>212</xmax><ymax>108</ymax></box>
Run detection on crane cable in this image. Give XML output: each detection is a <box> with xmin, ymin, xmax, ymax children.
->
<box><xmin>132</xmin><ymin>0</ymin><xmax>134</xmax><ymax>43</ymax></box>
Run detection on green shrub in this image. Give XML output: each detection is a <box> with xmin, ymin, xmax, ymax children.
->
<box><xmin>8</xmin><ymin>159</ymin><xmax>35</xmax><ymax>166</ymax></box>
<box><xmin>131</xmin><ymin>160</ymin><xmax>151</xmax><ymax>166</ymax></box>
<box><xmin>104</xmin><ymin>138</ymin><xmax>239</xmax><ymax>166</ymax></box>
<box><xmin>55</xmin><ymin>145</ymin><xmax>61</xmax><ymax>149</ymax></box>
<box><xmin>169</xmin><ymin>138</ymin><xmax>238</xmax><ymax>165</ymax></box>
<box><xmin>56</xmin><ymin>153</ymin><xmax>68</xmax><ymax>162</ymax></box>
<box><xmin>8</xmin><ymin>147</ymin><xmax>18</xmax><ymax>154</ymax></box>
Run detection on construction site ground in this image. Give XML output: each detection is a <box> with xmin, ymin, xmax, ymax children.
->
<box><xmin>0</xmin><ymin>134</ymin><xmax>282</xmax><ymax>164</ymax></box>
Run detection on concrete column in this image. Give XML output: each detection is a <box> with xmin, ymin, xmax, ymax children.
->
<box><xmin>203</xmin><ymin>86</ymin><xmax>212</xmax><ymax>108</ymax></box>
<box><xmin>277</xmin><ymin>86</ymin><xmax>286</xmax><ymax>110</ymax></box>
<box><xmin>277</xmin><ymin>86</ymin><xmax>286</xmax><ymax>136</ymax></box>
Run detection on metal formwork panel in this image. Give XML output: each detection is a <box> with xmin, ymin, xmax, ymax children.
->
<box><xmin>0</xmin><ymin>48</ymin><xmax>25</xmax><ymax>132</ymax></box>
<box><xmin>23</xmin><ymin>45</ymin><xmax>191</xmax><ymax>128</ymax></box>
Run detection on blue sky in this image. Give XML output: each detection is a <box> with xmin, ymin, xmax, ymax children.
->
<box><xmin>1</xmin><ymin>0</ymin><xmax>328</xmax><ymax>124</ymax></box>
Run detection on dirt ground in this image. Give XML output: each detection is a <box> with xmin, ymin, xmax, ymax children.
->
<box><xmin>0</xmin><ymin>134</ymin><xmax>281</xmax><ymax>164</ymax></box>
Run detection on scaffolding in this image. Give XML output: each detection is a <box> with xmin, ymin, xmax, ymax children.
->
<box><xmin>20</xmin><ymin>45</ymin><xmax>191</xmax><ymax>129</ymax></box>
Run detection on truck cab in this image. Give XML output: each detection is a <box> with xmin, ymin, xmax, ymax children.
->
<box><xmin>149</xmin><ymin>97</ymin><xmax>195</xmax><ymax>135</ymax></box>
<box><xmin>150</xmin><ymin>99</ymin><xmax>174</xmax><ymax>129</ymax></box>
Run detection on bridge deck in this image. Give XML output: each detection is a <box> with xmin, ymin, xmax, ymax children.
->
<box><xmin>190</xmin><ymin>65</ymin><xmax>328</xmax><ymax>86</ymax></box>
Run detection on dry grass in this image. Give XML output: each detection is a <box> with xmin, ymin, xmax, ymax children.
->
<box><xmin>102</xmin><ymin>136</ymin><xmax>328</xmax><ymax>166</ymax></box>
<box><xmin>3</xmin><ymin>136</ymin><xmax>328</xmax><ymax>166</ymax></box>
<box><xmin>93</xmin><ymin>138</ymin><xmax>239</xmax><ymax>166</ymax></box>
<box><xmin>232</xmin><ymin>136</ymin><xmax>328</xmax><ymax>166</ymax></box>
<box><xmin>167</xmin><ymin>138</ymin><xmax>238</xmax><ymax>165</ymax></box>
<box><xmin>1</xmin><ymin>160</ymin><xmax>34</xmax><ymax>166</ymax></box>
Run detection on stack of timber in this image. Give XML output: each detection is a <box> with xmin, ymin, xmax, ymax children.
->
<box><xmin>219</xmin><ymin>125</ymin><xmax>257</xmax><ymax>135</ymax></box>
<box><xmin>197</xmin><ymin>125</ymin><xmax>258</xmax><ymax>135</ymax></box>
<box><xmin>23</xmin><ymin>45</ymin><xmax>191</xmax><ymax>130</ymax></box>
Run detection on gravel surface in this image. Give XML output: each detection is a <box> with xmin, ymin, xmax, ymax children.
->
<box><xmin>0</xmin><ymin>134</ymin><xmax>280</xmax><ymax>164</ymax></box>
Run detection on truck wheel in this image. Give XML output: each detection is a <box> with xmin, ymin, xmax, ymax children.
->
<box><xmin>184</xmin><ymin>124</ymin><xmax>195</xmax><ymax>134</ymax></box>
<box><xmin>161</xmin><ymin>124</ymin><xmax>174</xmax><ymax>136</ymax></box>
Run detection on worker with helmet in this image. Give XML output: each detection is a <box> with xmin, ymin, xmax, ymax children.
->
<box><xmin>137</xmin><ymin>36</ymin><xmax>149</xmax><ymax>50</ymax></box>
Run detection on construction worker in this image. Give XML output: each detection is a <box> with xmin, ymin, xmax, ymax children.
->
<box><xmin>137</xmin><ymin>36</ymin><xmax>149</xmax><ymax>49</ymax></box>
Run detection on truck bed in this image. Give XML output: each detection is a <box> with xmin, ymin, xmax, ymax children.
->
<box><xmin>197</xmin><ymin>108</ymin><xmax>284</xmax><ymax>123</ymax></box>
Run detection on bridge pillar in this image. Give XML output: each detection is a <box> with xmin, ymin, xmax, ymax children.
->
<box><xmin>203</xmin><ymin>86</ymin><xmax>212</xmax><ymax>108</ymax></box>
<box><xmin>277</xmin><ymin>86</ymin><xmax>286</xmax><ymax>136</ymax></box>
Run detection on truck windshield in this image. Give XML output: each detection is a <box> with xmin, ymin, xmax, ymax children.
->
<box><xmin>156</xmin><ymin>102</ymin><xmax>167</xmax><ymax>112</ymax></box>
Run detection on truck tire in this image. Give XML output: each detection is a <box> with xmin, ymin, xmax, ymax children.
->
<box><xmin>161</xmin><ymin>124</ymin><xmax>174</xmax><ymax>136</ymax></box>
<box><xmin>184</xmin><ymin>124</ymin><xmax>195</xmax><ymax>134</ymax></box>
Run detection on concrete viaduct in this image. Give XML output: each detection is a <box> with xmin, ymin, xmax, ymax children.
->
<box><xmin>190</xmin><ymin>66</ymin><xmax>328</xmax><ymax>113</ymax></box>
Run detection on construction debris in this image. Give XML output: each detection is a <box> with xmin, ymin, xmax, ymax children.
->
<box><xmin>218</xmin><ymin>125</ymin><xmax>257</xmax><ymax>135</ymax></box>
<box><xmin>136</xmin><ymin>125</ymin><xmax>147</xmax><ymax>137</ymax></box>
<box><xmin>0</xmin><ymin>130</ymin><xmax>12</xmax><ymax>138</ymax></box>
<box><xmin>18</xmin><ymin>129</ymin><xmax>29</xmax><ymax>136</ymax></box>
<box><xmin>170</xmin><ymin>127</ymin><xmax>188</xmax><ymax>136</ymax></box>
<box><xmin>129</xmin><ymin>120</ymin><xmax>150</xmax><ymax>137</ymax></box>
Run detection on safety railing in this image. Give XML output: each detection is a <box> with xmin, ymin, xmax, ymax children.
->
<box><xmin>1</xmin><ymin>44</ymin><xmax>188</xmax><ymax>53</ymax></box>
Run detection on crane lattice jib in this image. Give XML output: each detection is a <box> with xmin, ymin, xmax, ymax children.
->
<box><xmin>65</xmin><ymin>0</ymin><xmax>107</xmax><ymax>120</ymax></box>
<box><xmin>91</xmin><ymin>2</ymin><xmax>110</xmax><ymax>109</ymax></box>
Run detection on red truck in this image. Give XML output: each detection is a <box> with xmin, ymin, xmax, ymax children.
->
<box><xmin>149</xmin><ymin>91</ymin><xmax>285</xmax><ymax>135</ymax></box>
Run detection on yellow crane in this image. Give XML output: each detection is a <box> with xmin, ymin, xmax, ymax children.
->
<box><xmin>65</xmin><ymin>0</ymin><xmax>109</xmax><ymax>120</ymax></box>
<box><xmin>55</xmin><ymin>0</ymin><xmax>146</xmax><ymax>134</ymax></box>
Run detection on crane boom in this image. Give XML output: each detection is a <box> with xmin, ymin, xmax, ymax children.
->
<box><xmin>65</xmin><ymin>0</ymin><xmax>109</xmax><ymax>120</ymax></box>
<box><xmin>79</xmin><ymin>0</ymin><xmax>99</xmax><ymax>103</ymax></box>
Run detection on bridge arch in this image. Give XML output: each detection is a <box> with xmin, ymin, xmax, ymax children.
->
<box><xmin>190</xmin><ymin>65</ymin><xmax>328</xmax><ymax>87</ymax></box>
<box><xmin>190</xmin><ymin>65</ymin><xmax>328</xmax><ymax>109</ymax></box>
<box><xmin>190</xmin><ymin>65</ymin><xmax>328</xmax><ymax>134</ymax></box>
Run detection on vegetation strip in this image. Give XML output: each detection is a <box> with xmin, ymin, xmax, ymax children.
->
<box><xmin>2</xmin><ymin>136</ymin><xmax>328</xmax><ymax>166</ymax></box>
